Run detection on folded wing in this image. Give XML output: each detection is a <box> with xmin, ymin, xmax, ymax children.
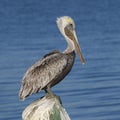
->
<box><xmin>19</xmin><ymin>51</ymin><xmax>68</xmax><ymax>100</ymax></box>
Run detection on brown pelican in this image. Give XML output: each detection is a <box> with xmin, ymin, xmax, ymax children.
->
<box><xmin>19</xmin><ymin>16</ymin><xmax>85</xmax><ymax>101</ymax></box>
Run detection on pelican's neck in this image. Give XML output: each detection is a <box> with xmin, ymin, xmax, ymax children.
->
<box><xmin>63</xmin><ymin>37</ymin><xmax>75</xmax><ymax>54</ymax></box>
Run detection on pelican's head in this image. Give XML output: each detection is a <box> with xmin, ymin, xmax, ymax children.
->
<box><xmin>57</xmin><ymin>16</ymin><xmax>85</xmax><ymax>64</ymax></box>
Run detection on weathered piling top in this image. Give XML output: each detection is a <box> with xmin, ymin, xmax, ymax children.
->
<box><xmin>22</xmin><ymin>94</ymin><xmax>71</xmax><ymax>120</ymax></box>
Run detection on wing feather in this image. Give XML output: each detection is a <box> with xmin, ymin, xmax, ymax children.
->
<box><xmin>19</xmin><ymin>51</ymin><xmax>67</xmax><ymax>100</ymax></box>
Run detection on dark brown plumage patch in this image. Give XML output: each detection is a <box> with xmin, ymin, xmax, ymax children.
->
<box><xmin>43</xmin><ymin>50</ymin><xmax>60</xmax><ymax>58</ymax></box>
<box><xmin>64</xmin><ymin>26</ymin><xmax>75</xmax><ymax>41</ymax></box>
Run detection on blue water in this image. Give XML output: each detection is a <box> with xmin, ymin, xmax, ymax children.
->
<box><xmin>0</xmin><ymin>0</ymin><xmax>120</xmax><ymax>120</ymax></box>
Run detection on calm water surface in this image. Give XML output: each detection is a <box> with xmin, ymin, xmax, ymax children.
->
<box><xmin>0</xmin><ymin>0</ymin><xmax>120</xmax><ymax>120</ymax></box>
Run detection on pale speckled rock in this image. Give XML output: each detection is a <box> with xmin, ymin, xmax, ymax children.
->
<box><xmin>22</xmin><ymin>94</ymin><xmax>71</xmax><ymax>120</ymax></box>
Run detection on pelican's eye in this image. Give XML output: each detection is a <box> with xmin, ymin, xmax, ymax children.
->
<box><xmin>66</xmin><ymin>23</ymin><xmax>73</xmax><ymax>31</ymax></box>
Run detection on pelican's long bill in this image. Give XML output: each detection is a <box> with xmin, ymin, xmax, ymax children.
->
<box><xmin>73</xmin><ymin>30</ymin><xmax>85</xmax><ymax>64</ymax></box>
<box><xmin>64</xmin><ymin>25</ymin><xmax>85</xmax><ymax>64</ymax></box>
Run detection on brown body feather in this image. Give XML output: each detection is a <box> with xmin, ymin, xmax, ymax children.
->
<box><xmin>19</xmin><ymin>50</ymin><xmax>75</xmax><ymax>100</ymax></box>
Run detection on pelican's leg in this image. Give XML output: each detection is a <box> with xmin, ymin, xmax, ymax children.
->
<box><xmin>45</xmin><ymin>86</ymin><xmax>54</xmax><ymax>95</ymax></box>
<box><xmin>45</xmin><ymin>86</ymin><xmax>62</xmax><ymax>104</ymax></box>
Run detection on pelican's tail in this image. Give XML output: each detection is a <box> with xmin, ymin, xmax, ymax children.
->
<box><xmin>19</xmin><ymin>85</ymin><xmax>28</xmax><ymax>101</ymax></box>
<box><xmin>19</xmin><ymin>81</ymin><xmax>42</xmax><ymax>101</ymax></box>
<box><xmin>19</xmin><ymin>82</ymin><xmax>32</xmax><ymax>101</ymax></box>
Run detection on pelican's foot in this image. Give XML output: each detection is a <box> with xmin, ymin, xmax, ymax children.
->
<box><xmin>46</xmin><ymin>92</ymin><xmax>55</xmax><ymax>98</ymax></box>
<box><xmin>46</xmin><ymin>93</ymin><xmax>62</xmax><ymax>105</ymax></box>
